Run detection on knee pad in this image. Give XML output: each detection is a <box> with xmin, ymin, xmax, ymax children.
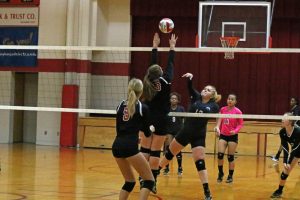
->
<box><xmin>218</xmin><ymin>152</ymin><xmax>224</xmax><ymax>160</ymax></box>
<box><xmin>280</xmin><ymin>172</ymin><xmax>289</xmax><ymax>180</ymax></box>
<box><xmin>141</xmin><ymin>180</ymin><xmax>155</xmax><ymax>191</ymax></box>
<box><xmin>140</xmin><ymin>147</ymin><xmax>150</xmax><ymax>154</ymax></box>
<box><xmin>122</xmin><ymin>181</ymin><xmax>136</xmax><ymax>192</ymax></box>
<box><xmin>228</xmin><ymin>155</ymin><xmax>235</xmax><ymax>162</ymax></box>
<box><xmin>165</xmin><ymin>146</ymin><xmax>174</xmax><ymax>160</ymax></box>
<box><xmin>150</xmin><ymin>150</ymin><xmax>161</xmax><ymax>158</ymax></box>
<box><xmin>176</xmin><ymin>151</ymin><xmax>182</xmax><ymax>159</ymax></box>
<box><xmin>195</xmin><ymin>159</ymin><xmax>206</xmax><ymax>171</ymax></box>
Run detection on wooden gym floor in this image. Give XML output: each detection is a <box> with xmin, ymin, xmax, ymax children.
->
<box><xmin>0</xmin><ymin>144</ymin><xmax>299</xmax><ymax>200</ymax></box>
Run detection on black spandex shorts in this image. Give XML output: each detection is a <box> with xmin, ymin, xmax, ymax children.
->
<box><xmin>151</xmin><ymin>116</ymin><xmax>168</xmax><ymax>136</ymax></box>
<box><xmin>219</xmin><ymin>134</ymin><xmax>238</xmax><ymax>143</ymax></box>
<box><xmin>112</xmin><ymin>137</ymin><xmax>139</xmax><ymax>158</ymax></box>
<box><xmin>175</xmin><ymin>128</ymin><xmax>206</xmax><ymax>148</ymax></box>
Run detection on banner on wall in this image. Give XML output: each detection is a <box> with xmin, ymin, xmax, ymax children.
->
<box><xmin>0</xmin><ymin>7</ymin><xmax>39</xmax><ymax>66</ymax></box>
<box><xmin>0</xmin><ymin>0</ymin><xmax>39</xmax><ymax>5</ymax></box>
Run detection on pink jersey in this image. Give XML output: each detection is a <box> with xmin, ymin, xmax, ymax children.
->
<box><xmin>220</xmin><ymin>106</ymin><xmax>243</xmax><ymax>136</ymax></box>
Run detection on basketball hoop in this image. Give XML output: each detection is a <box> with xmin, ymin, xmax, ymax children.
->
<box><xmin>220</xmin><ymin>37</ymin><xmax>240</xmax><ymax>59</ymax></box>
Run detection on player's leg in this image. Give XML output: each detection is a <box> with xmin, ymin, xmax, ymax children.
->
<box><xmin>159</xmin><ymin>138</ymin><xmax>185</xmax><ymax>169</ymax></box>
<box><xmin>192</xmin><ymin>146</ymin><xmax>212</xmax><ymax>200</ymax></box>
<box><xmin>217</xmin><ymin>136</ymin><xmax>227</xmax><ymax>182</ymax></box>
<box><xmin>139</xmin><ymin>132</ymin><xmax>152</xmax><ymax>187</ymax></box>
<box><xmin>149</xmin><ymin>134</ymin><xmax>165</xmax><ymax>182</ymax></box>
<box><xmin>139</xmin><ymin>131</ymin><xmax>152</xmax><ymax>160</ymax></box>
<box><xmin>128</xmin><ymin>153</ymin><xmax>156</xmax><ymax>197</ymax></box>
<box><xmin>115</xmin><ymin>158</ymin><xmax>136</xmax><ymax>200</ymax></box>
<box><xmin>226</xmin><ymin>136</ymin><xmax>238</xmax><ymax>183</ymax></box>
<box><xmin>271</xmin><ymin>157</ymin><xmax>300</xmax><ymax>198</ymax></box>
<box><xmin>163</xmin><ymin>134</ymin><xmax>173</xmax><ymax>175</ymax></box>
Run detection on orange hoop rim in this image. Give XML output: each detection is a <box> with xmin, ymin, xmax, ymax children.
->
<box><xmin>220</xmin><ymin>36</ymin><xmax>240</xmax><ymax>47</ymax></box>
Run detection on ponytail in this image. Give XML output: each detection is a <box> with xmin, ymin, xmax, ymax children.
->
<box><xmin>143</xmin><ymin>64</ymin><xmax>162</xmax><ymax>101</ymax></box>
<box><xmin>143</xmin><ymin>75</ymin><xmax>156</xmax><ymax>101</ymax></box>
<box><xmin>127</xmin><ymin>90</ymin><xmax>137</xmax><ymax>118</ymax></box>
<box><xmin>207</xmin><ymin>85</ymin><xmax>221</xmax><ymax>103</ymax></box>
<box><xmin>127</xmin><ymin>78</ymin><xmax>143</xmax><ymax>118</ymax></box>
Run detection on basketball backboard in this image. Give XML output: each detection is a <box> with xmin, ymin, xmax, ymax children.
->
<box><xmin>198</xmin><ymin>1</ymin><xmax>272</xmax><ymax>48</ymax></box>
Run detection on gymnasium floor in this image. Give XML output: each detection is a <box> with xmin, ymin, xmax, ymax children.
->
<box><xmin>0</xmin><ymin>144</ymin><xmax>299</xmax><ymax>200</ymax></box>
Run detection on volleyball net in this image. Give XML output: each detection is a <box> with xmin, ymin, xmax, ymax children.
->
<box><xmin>0</xmin><ymin>44</ymin><xmax>300</xmax><ymax>120</ymax></box>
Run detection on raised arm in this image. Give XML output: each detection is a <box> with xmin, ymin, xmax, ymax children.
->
<box><xmin>163</xmin><ymin>34</ymin><xmax>177</xmax><ymax>81</ymax></box>
<box><xmin>182</xmin><ymin>72</ymin><xmax>201</xmax><ymax>103</ymax></box>
<box><xmin>150</xmin><ymin>33</ymin><xmax>160</xmax><ymax>65</ymax></box>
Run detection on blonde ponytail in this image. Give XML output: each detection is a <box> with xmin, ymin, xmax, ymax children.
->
<box><xmin>127</xmin><ymin>90</ymin><xmax>137</xmax><ymax>118</ymax></box>
<box><xmin>207</xmin><ymin>85</ymin><xmax>221</xmax><ymax>103</ymax></box>
<box><xmin>127</xmin><ymin>78</ymin><xmax>143</xmax><ymax>118</ymax></box>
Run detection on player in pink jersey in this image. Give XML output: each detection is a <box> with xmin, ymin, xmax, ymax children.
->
<box><xmin>214</xmin><ymin>94</ymin><xmax>243</xmax><ymax>183</ymax></box>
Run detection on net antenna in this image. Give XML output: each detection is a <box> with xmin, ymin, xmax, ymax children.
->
<box><xmin>220</xmin><ymin>36</ymin><xmax>240</xmax><ymax>60</ymax></box>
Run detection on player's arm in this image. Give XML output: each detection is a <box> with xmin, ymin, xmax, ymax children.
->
<box><xmin>182</xmin><ymin>73</ymin><xmax>201</xmax><ymax>103</ymax></box>
<box><xmin>150</xmin><ymin>33</ymin><xmax>160</xmax><ymax>65</ymax></box>
<box><xmin>141</xmin><ymin>104</ymin><xmax>152</xmax><ymax>137</ymax></box>
<box><xmin>233</xmin><ymin>110</ymin><xmax>244</xmax><ymax>133</ymax></box>
<box><xmin>280</xmin><ymin>132</ymin><xmax>289</xmax><ymax>164</ymax></box>
<box><xmin>163</xmin><ymin>34</ymin><xmax>177</xmax><ymax>82</ymax></box>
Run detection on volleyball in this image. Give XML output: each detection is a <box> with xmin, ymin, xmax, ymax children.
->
<box><xmin>159</xmin><ymin>18</ymin><xmax>174</xmax><ymax>33</ymax></box>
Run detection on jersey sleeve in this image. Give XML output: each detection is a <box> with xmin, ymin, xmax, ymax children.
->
<box><xmin>150</xmin><ymin>48</ymin><xmax>158</xmax><ymax>65</ymax></box>
<box><xmin>141</xmin><ymin>104</ymin><xmax>152</xmax><ymax>137</ymax></box>
<box><xmin>280</xmin><ymin>129</ymin><xmax>289</xmax><ymax>164</ymax></box>
<box><xmin>187</xmin><ymin>79</ymin><xmax>201</xmax><ymax>103</ymax></box>
<box><xmin>162</xmin><ymin>50</ymin><xmax>175</xmax><ymax>82</ymax></box>
<box><xmin>233</xmin><ymin>109</ymin><xmax>244</xmax><ymax>133</ymax></box>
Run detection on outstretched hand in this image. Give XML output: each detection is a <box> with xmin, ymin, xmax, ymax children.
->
<box><xmin>153</xmin><ymin>33</ymin><xmax>160</xmax><ymax>48</ymax></box>
<box><xmin>182</xmin><ymin>72</ymin><xmax>193</xmax><ymax>80</ymax></box>
<box><xmin>169</xmin><ymin>34</ymin><xmax>178</xmax><ymax>50</ymax></box>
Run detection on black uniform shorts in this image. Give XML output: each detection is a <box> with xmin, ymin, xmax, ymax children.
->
<box><xmin>175</xmin><ymin>127</ymin><xmax>206</xmax><ymax>148</ymax></box>
<box><xmin>219</xmin><ymin>134</ymin><xmax>238</xmax><ymax>143</ymax></box>
<box><xmin>112</xmin><ymin>136</ymin><xmax>139</xmax><ymax>158</ymax></box>
<box><xmin>151</xmin><ymin>115</ymin><xmax>168</xmax><ymax>136</ymax></box>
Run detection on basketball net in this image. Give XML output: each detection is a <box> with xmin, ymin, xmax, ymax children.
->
<box><xmin>220</xmin><ymin>37</ymin><xmax>240</xmax><ymax>59</ymax></box>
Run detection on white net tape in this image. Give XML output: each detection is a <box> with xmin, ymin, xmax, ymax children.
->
<box><xmin>0</xmin><ymin>45</ymin><xmax>300</xmax><ymax>121</ymax></box>
<box><xmin>2</xmin><ymin>45</ymin><xmax>300</xmax><ymax>53</ymax></box>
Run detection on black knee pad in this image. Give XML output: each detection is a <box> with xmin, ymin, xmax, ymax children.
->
<box><xmin>228</xmin><ymin>155</ymin><xmax>234</xmax><ymax>162</ymax></box>
<box><xmin>176</xmin><ymin>151</ymin><xmax>182</xmax><ymax>159</ymax></box>
<box><xmin>150</xmin><ymin>150</ymin><xmax>161</xmax><ymax>158</ymax></box>
<box><xmin>218</xmin><ymin>152</ymin><xmax>224</xmax><ymax>160</ymax></box>
<box><xmin>165</xmin><ymin>146</ymin><xmax>174</xmax><ymax>160</ymax></box>
<box><xmin>195</xmin><ymin>159</ymin><xmax>206</xmax><ymax>171</ymax></box>
<box><xmin>280</xmin><ymin>172</ymin><xmax>289</xmax><ymax>180</ymax></box>
<box><xmin>140</xmin><ymin>147</ymin><xmax>151</xmax><ymax>154</ymax></box>
<box><xmin>122</xmin><ymin>181</ymin><xmax>136</xmax><ymax>192</ymax></box>
<box><xmin>141</xmin><ymin>180</ymin><xmax>155</xmax><ymax>191</ymax></box>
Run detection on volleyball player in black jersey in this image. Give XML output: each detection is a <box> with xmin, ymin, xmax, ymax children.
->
<box><xmin>139</xmin><ymin>33</ymin><xmax>177</xmax><ymax>187</ymax></box>
<box><xmin>163</xmin><ymin>92</ymin><xmax>185</xmax><ymax>176</ymax></box>
<box><xmin>112</xmin><ymin>78</ymin><xmax>155</xmax><ymax>200</ymax></box>
<box><xmin>272</xmin><ymin>97</ymin><xmax>300</xmax><ymax>162</ymax></box>
<box><xmin>159</xmin><ymin>73</ymin><xmax>220</xmax><ymax>200</ymax></box>
<box><xmin>270</xmin><ymin>113</ymin><xmax>300</xmax><ymax>198</ymax></box>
